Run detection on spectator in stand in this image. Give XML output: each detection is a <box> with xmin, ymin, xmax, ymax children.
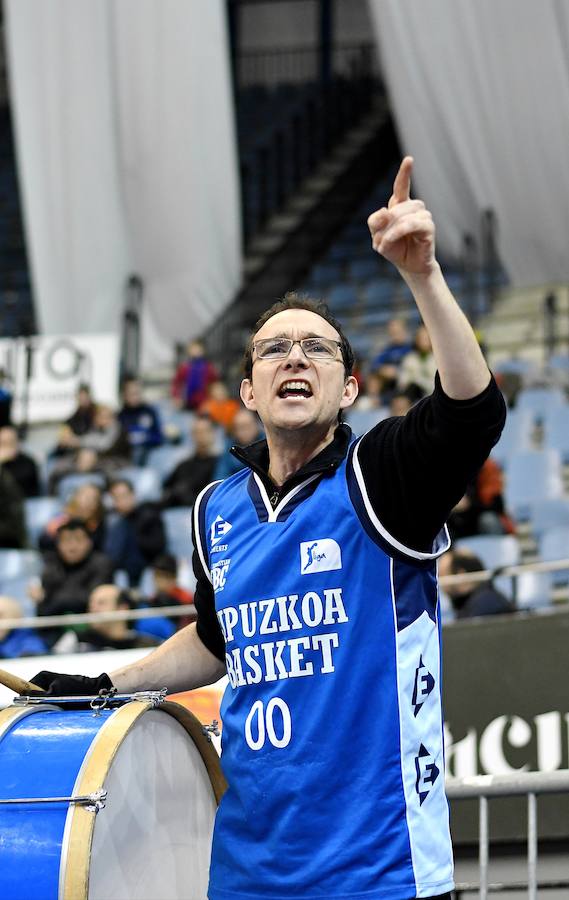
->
<box><xmin>81</xmin><ymin>404</ymin><xmax>131</xmax><ymax>473</ymax></box>
<box><xmin>199</xmin><ymin>380</ymin><xmax>240</xmax><ymax>432</ymax></box>
<box><xmin>0</xmin><ymin>465</ymin><xmax>26</xmax><ymax>548</ymax></box>
<box><xmin>118</xmin><ymin>377</ymin><xmax>163</xmax><ymax>465</ymax></box>
<box><xmin>54</xmin><ymin>584</ymin><xmax>161</xmax><ymax>653</ymax></box>
<box><xmin>48</xmin><ymin>446</ymin><xmax>107</xmax><ymax>496</ymax></box>
<box><xmin>147</xmin><ymin>553</ymin><xmax>195</xmax><ymax>629</ymax></box>
<box><xmin>447</xmin><ymin>457</ymin><xmax>515</xmax><ymax>540</ymax></box>
<box><xmin>438</xmin><ymin>548</ymin><xmax>514</xmax><ymax>618</ymax></box>
<box><xmin>41</xmin><ymin>482</ymin><xmax>107</xmax><ymax>551</ymax></box>
<box><xmin>0</xmin><ymin>595</ymin><xmax>48</xmax><ymax>658</ymax></box>
<box><xmin>66</xmin><ymin>383</ymin><xmax>96</xmax><ymax>436</ymax></box>
<box><xmin>398</xmin><ymin>323</ymin><xmax>437</xmax><ymax>400</ymax></box>
<box><xmin>370</xmin><ymin>318</ymin><xmax>412</xmax><ymax>399</ymax></box>
<box><xmin>0</xmin><ymin>426</ymin><xmax>40</xmax><ymax>497</ymax></box>
<box><xmin>389</xmin><ymin>391</ymin><xmax>413</xmax><ymax>417</ymax></box>
<box><xmin>0</xmin><ymin>369</ymin><xmax>13</xmax><ymax>427</ymax></box>
<box><xmin>162</xmin><ymin>415</ymin><xmax>219</xmax><ymax>507</ymax></box>
<box><xmin>104</xmin><ymin>478</ymin><xmax>166</xmax><ymax>586</ymax></box>
<box><xmin>171</xmin><ymin>339</ymin><xmax>219</xmax><ymax>411</ymax></box>
<box><xmin>214</xmin><ymin>409</ymin><xmax>263</xmax><ymax>480</ymax></box>
<box><xmin>30</xmin><ymin>519</ymin><xmax>114</xmax><ymax>644</ymax></box>
<box><xmin>354</xmin><ymin>372</ymin><xmax>385</xmax><ymax>413</ymax></box>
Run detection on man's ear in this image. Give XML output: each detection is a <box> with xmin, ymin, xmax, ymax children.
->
<box><xmin>240</xmin><ymin>379</ymin><xmax>257</xmax><ymax>411</ymax></box>
<box><xmin>339</xmin><ymin>375</ymin><xmax>359</xmax><ymax>411</ymax></box>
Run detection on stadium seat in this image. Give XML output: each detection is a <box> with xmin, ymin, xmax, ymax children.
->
<box><xmin>504</xmin><ymin>449</ymin><xmax>564</xmax><ymax>520</ymax></box>
<box><xmin>514</xmin><ymin>571</ymin><xmax>552</xmax><ymax>610</ymax></box>
<box><xmin>0</xmin><ymin>549</ymin><xmax>42</xmax><ymax>580</ymax></box>
<box><xmin>346</xmin><ymin>408</ymin><xmax>390</xmax><ymax>436</ymax></box>
<box><xmin>57</xmin><ymin>472</ymin><xmax>107</xmax><ymax>502</ymax></box>
<box><xmin>362</xmin><ymin>278</ymin><xmax>394</xmax><ymax>308</ymax></box>
<box><xmin>115</xmin><ymin>466</ymin><xmax>162</xmax><ymax>503</ymax></box>
<box><xmin>516</xmin><ymin>387</ymin><xmax>566</xmax><ymax>424</ymax></box>
<box><xmin>325</xmin><ymin>283</ymin><xmax>358</xmax><ymax>312</ymax></box>
<box><xmin>543</xmin><ymin>409</ymin><xmax>569</xmax><ymax>461</ymax></box>
<box><xmin>146</xmin><ymin>445</ymin><xmax>189</xmax><ymax>481</ymax></box>
<box><xmin>454</xmin><ymin>534</ymin><xmax>520</xmax><ymax>570</ymax></box>
<box><xmin>539</xmin><ymin>525</ymin><xmax>569</xmax><ymax>587</ymax></box>
<box><xmin>347</xmin><ymin>258</ymin><xmax>384</xmax><ymax>283</ymax></box>
<box><xmin>490</xmin><ymin>409</ymin><xmax>534</xmax><ymax>468</ymax></box>
<box><xmin>162</xmin><ymin>507</ymin><xmax>193</xmax><ymax>559</ymax></box>
<box><xmin>528</xmin><ymin>497</ymin><xmax>569</xmax><ymax>539</ymax></box>
<box><xmin>24</xmin><ymin>497</ymin><xmax>63</xmax><ymax>548</ymax></box>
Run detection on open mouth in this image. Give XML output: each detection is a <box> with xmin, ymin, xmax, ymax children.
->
<box><xmin>278</xmin><ymin>380</ymin><xmax>313</xmax><ymax>399</ymax></box>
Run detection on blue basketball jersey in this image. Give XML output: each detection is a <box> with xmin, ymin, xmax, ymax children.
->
<box><xmin>194</xmin><ymin>438</ymin><xmax>454</xmax><ymax>899</ymax></box>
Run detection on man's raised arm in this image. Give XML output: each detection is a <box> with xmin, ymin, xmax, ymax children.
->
<box><xmin>367</xmin><ymin>156</ymin><xmax>490</xmax><ymax>400</ymax></box>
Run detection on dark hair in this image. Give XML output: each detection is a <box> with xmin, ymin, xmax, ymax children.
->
<box><xmin>56</xmin><ymin>517</ymin><xmax>91</xmax><ymax>538</ymax></box>
<box><xmin>242</xmin><ymin>292</ymin><xmax>354</xmax><ymax>380</ymax></box>
<box><xmin>117</xmin><ymin>588</ymin><xmax>134</xmax><ymax>610</ymax></box>
<box><xmin>449</xmin><ymin>550</ymin><xmax>485</xmax><ymax>576</ymax></box>
<box><xmin>152</xmin><ymin>553</ymin><xmax>178</xmax><ymax>577</ymax></box>
<box><xmin>109</xmin><ymin>478</ymin><xmax>135</xmax><ymax>494</ymax></box>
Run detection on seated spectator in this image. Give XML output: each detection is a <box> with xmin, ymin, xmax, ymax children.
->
<box><xmin>118</xmin><ymin>377</ymin><xmax>163</xmax><ymax>465</ymax></box>
<box><xmin>370</xmin><ymin>318</ymin><xmax>412</xmax><ymax>398</ymax></box>
<box><xmin>172</xmin><ymin>339</ymin><xmax>219</xmax><ymax>411</ymax></box>
<box><xmin>31</xmin><ymin>519</ymin><xmax>114</xmax><ymax>644</ymax></box>
<box><xmin>0</xmin><ymin>465</ymin><xmax>26</xmax><ymax>548</ymax></box>
<box><xmin>147</xmin><ymin>553</ymin><xmax>195</xmax><ymax>629</ymax></box>
<box><xmin>41</xmin><ymin>482</ymin><xmax>107</xmax><ymax>551</ymax></box>
<box><xmin>54</xmin><ymin>584</ymin><xmax>161</xmax><ymax>653</ymax></box>
<box><xmin>81</xmin><ymin>404</ymin><xmax>131</xmax><ymax>472</ymax></box>
<box><xmin>0</xmin><ymin>426</ymin><xmax>40</xmax><ymax>497</ymax></box>
<box><xmin>438</xmin><ymin>549</ymin><xmax>514</xmax><ymax>619</ymax></box>
<box><xmin>104</xmin><ymin>479</ymin><xmax>166</xmax><ymax>586</ymax></box>
<box><xmin>199</xmin><ymin>380</ymin><xmax>240</xmax><ymax>432</ymax></box>
<box><xmin>447</xmin><ymin>458</ymin><xmax>515</xmax><ymax>541</ymax></box>
<box><xmin>66</xmin><ymin>383</ymin><xmax>96</xmax><ymax>437</ymax></box>
<box><xmin>398</xmin><ymin>324</ymin><xmax>437</xmax><ymax>401</ymax></box>
<box><xmin>48</xmin><ymin>447</ymin><xmax>107</xmax><ymax>496</ymax></box>
<box><xmin>214</xmin><ymin>409</ymin><xmax>263</xmax><ymax>480</ymax></box>
<box><xmin>0</xmin><ymin>595</ymin><xmax>48</xmax><ymax>658</ymax></box>
<box><xmin>162</xmin><ymin>415</ymin><xmax>219</xmax><ymax>507</ymax></box>
<box><xmin>0</xmin><ymin>368</ymin><xmax>13</xmax><ymax>427</ymax></box>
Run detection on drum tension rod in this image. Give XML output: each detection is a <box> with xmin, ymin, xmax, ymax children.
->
<box><xmin>0</xmin><ymin>788</ymin><xmax>107</xmax><ymax>812</ymax></box>
<box><xmin>203</xmin><ymin>719</ymin><xmax>221</xmax><ymax>739</ymax></box>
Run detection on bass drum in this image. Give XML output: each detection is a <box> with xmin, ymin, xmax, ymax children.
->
<box><xmin>0</xmin><ymin>698</ymin><xmax>226</xmax><ymax>900</ymax></box>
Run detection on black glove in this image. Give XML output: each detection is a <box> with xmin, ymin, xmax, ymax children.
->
<box><xmin>28</xmin><ymin>671</ymin><xmax>114</xmax><ymax>697</ymax></box>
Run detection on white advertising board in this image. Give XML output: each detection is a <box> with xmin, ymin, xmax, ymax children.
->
<box><xmin>0</xmin><ymin>333</ymin><xmax>120</xmax><ymax>424</ymax></box>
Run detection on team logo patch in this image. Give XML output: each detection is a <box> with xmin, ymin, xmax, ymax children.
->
<box><xmin>300</xmin><ymin>539</ymin><xmax>342</xmax><ymax>574</ymax></box>
<box><xmin>212</xmin><ymin>558</ymin><xmax>231</xmax><ymax>592</ymax></box>
<box><xmin>414</xmin><ymin>744</ymin><xmax>440</xmax><ymax>805</ymax></box>
<box><xmin>211</xmin><ymin>515</ymin><xmax>232</xmax><ymax>548</ymax></box>
<box><xmin>412</xmin><ymin>655</ymin><xmax>435</xmax><ymax>717</ymax></box>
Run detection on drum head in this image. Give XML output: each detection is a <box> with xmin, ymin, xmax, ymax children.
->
<box><xmin>68</xmin><ymin>707</ymin><xmax>218</xmax><ymax>900</ymax></box>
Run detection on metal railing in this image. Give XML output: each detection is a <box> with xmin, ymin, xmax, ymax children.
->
<box><xmin>447</xmin><ymin>770</ymin><xmax>569</xmax><ymax>898</ymax></box>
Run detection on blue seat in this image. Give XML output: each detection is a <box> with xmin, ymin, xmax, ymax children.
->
<box><xmin>346</xmin><ymin>407</ymin><xmax>389</xmax><ymax>437</ymax></box>
<box><xmin>362</xmin><ymin>278</ymin><xmax>394</xmax><ymax>308</ymax></box>
<box><xmin>24</xmin><ymin>497</ymin><xmax>63</xmax><ymax>548</ymax></box>
<box><xmin>516</xmin><ymin>387</ymin><xmax>565</xmax><ymax>424</ymax></box>
<box><xmin>454</xmin><ymin>534</ymin><xmax>520</xmax><ymax>570</ymax></box>
<box><xmin>528</xmin><ymin>497</ymin><xmax>569</xmax><ymax>539</ymax></box>
<box><xmin>539</xmin><ymin>526</ymin><xmax>569</xmax><ymax>586</ymax></box>
<box><xmin>311</xmin><ymin>262</ymin><xmax>343</xmax><ymax>289</ymax></box>
<box><xmin>162</xmin><ymin>507</ymin><xmax>193</xmax><ymax>559</ymax></box>
<box><xmin>543</xmin><ymin>409</ymin><xmax>569</xmax><ymax>462</ymax></box>
<box><xmin>514</xmin><ymin>571</ymin><xmax>552</xmax><ymax>610</ymax></box>
<box><xmin>115</xmin><ymin>467</ymin><xmax>162</xmax><ymax>503</ymax></box>
<box><xmin>146</xmin><ymin>446</ymin><xmax>189</xmax><ymax>481</ymax></box>
<box><xmin>325</xmin><ymin>283</ymin><xmax>358</xmax><ymax>312</ymax></box>
<box><xmin>491</xmin><ymin>409</ymin><xmax>534</xmax><ymax>468</ymax></box>
<box><xmin>504</xmin><ymin>449</ymin><xmax>563</xmax><ymax>520</ymax></box>
<box><xmin>347</xmin><ymin>258</ymin><xmax>384</xmax><ymax>283</ymax></box>
<box><xmin>0</xmin><ymin>549</ymin><xmax>42</xmax><ymax>580</ymax></box>
<box><xmin>57</xmin><ymin>472</ymin><xmax>107</xmax><ymax>502</ymax></box>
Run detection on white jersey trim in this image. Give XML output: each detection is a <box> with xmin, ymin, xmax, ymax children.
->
<box><xmin>352</xmin><ymin>437</ymin><xmax>451</xmax><ymax>560</ymax></box>
<box><xmin>253</xmin><ymin>472</ymin><xmax>321</xmax><ymax>523</ymax></box>
<box><xmin>192</xmin><ymin>480</ymin><xmax>223</xmax><ymax>583</ymax></box>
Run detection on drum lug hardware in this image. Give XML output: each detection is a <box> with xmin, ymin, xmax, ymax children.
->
<box><xmin>0</xmin><ymin>788</ymin><xmax>107</xmax><ymax>812</ymax></box>
<box><xmin>203</xmin><ymin>719</ymin><xmax>220</xmax><ymax>740</ymax></box>
<box><xmin>90</xmin><ymin>689</ymin><xmax>116</xmax><ymax>716</ymax></box>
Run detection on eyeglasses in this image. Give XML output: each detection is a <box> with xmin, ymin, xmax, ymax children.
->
<box><xmin>253</xmin><ymin>336</ymin><xmax>343</xmax><ymax>362</ymax></box>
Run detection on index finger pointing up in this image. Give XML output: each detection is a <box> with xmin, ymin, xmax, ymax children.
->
<box><xmin>389</xmin><ymin>155</ymin><xmax>414</xmax><ymax>208</ymax></box>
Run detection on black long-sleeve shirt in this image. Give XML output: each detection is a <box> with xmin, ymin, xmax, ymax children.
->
<box><xmin>192</xmin><ymin>373</ymin><xmax>506</xmax><ymax>661</ymax></box>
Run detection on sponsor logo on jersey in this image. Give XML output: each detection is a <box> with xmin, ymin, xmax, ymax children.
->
<box><xmin>412</xmin><ymin>655</ymin><xmax>435</xmax><ymax>717</ymax></box>
<box><xmin>300</xmin><ymin>539</ymin><xmax>342</xmax><ymax>574</ymax></box>
<box><xmin>414</xmin><ymin>743</ymin><xmax>440</xmax><ymax>805</ymax></box>
<box><xmin>211</xmin><ymin>516</ymin><xmax>232</xmax><ymax>548</ymax></box>
<box><xmin>212</xmin><ymin>558</ymin><xmax>231</xmax><ymax>592</ymax></box>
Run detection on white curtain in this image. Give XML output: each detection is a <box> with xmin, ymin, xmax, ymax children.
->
<box><xmin>4</xmin><ymin>0</ymin><xmax>241</xmax><ymax>367</ymax></box>
<box><xmin>367</xmin><ymin>0</ymin><xmax>569</xmax><ymax>286</ymax></box>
